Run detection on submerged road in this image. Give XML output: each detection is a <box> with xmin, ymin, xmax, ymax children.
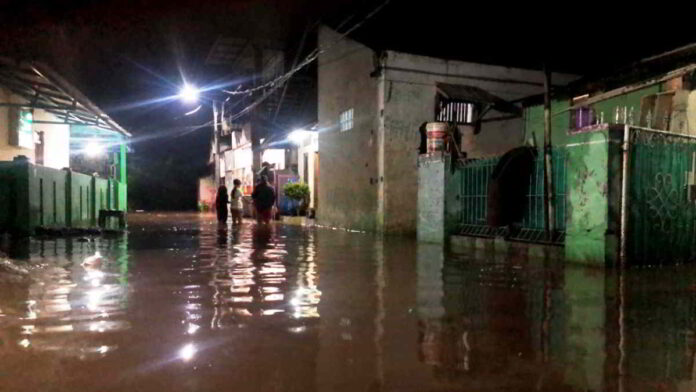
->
<box><xmin>1</xmin><ymin>212</ymin><xmax>696</xmax><ymax>391</ymax></box>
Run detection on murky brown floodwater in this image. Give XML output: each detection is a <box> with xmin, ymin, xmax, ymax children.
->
<box><xmin>1</xmin><ymin>212</ymin><xmax>696</xmax><ymax>391</ymax></box>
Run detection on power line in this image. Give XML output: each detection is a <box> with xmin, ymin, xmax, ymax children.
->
<box><xmin>221</xmin><ymin>0</ymin><xmax>391</xmax><ymax>99</ymax></box>
<box><xmin>219</xmin><ymin>0</ymin><xmax>391</xmax><ymax>132</ymax></box>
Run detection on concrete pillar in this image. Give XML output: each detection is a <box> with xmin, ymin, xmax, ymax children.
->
<box><xmin>565</xmin><ymin>126</ymin><xmax>624</xmax><ymax>267</ymax></box>
<box><xmin>417</xmin><ymin>153</ymin><xmax>461</xmax><ymax>243</ymax></box>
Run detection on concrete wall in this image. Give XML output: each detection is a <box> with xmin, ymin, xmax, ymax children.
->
<box><xmin>379</xmin><ymin>51</ymin><xmax>576</xmax><ymax>235</ymax></box>
<box><xmin>0</xmin><ymin>161</ymin><xmax>126</xmax><ymax>234</ymax></box>
<box><xmin>564</xmin><ymin>127</ymin><xmax>624</xmax><ymax>266</ymax></box>
<box><xmin>317</xmin><ymin>26</ymin><xmax>381</xmax><ymax>232</ymax></box>
<box><xmin>417</xmin><ymin>155</ymin><xmax>446</xmax><ymax>242</ymax></box>
<box><xmin>70</xmin><ymin>171</ymin><xmax>94</xmax><ymax>227</ymax></box>
<box><xmin>417</xmin><ymin>153</ymin><xmax>462</xmax><ymax>243</ymax></box>
<box><xmin>27</xmin><ymin>164</ymin><xmax>69</xmax><ymax>229</ymax></box>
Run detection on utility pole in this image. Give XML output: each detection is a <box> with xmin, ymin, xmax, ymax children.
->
<box><xmin>543</xmin><ymin>66</ymin><xmax>555</xmax><ymax>241</ymax></box>
<box><xmin>251</xmin><ymin>44</ymin><xmax>264</xmax><ymax>184</ymax></box>
<box><xmin>212</xmin><ymin>100</ymin><xmax>220</xmax><ymax>187</ymax></box>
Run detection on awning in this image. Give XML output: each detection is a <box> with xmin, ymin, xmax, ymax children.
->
<box><xmin>0</xmin><ymin>57</ymin><xmax>130</xmax><ymax>137</ymax></box>
<box><xmin>436</xmin><ymin>83</ymin><xmax>522</xmax><ymax>116</ymax></box>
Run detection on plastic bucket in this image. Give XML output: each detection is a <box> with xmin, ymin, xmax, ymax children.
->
<box><xmin>425</xmin><ymin>122</ymin><xmax>449</xmax><ymax>153</ymax></box>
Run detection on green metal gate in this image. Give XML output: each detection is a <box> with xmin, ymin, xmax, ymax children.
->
<box><xmin>627</xmin><ymin>128</ymin><xmax>696</xmax><ymax>264</ymax></box>
<box><xmin>458</xmin><ymin>149</ymin><xmax>568</xmax><ymax>243</ymax></box>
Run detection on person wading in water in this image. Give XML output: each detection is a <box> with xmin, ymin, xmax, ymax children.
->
<box><xmin>251</xmin><ymin>176</ymin><xmax>275</xmax><ymax>224</ymax></box>
<box><xmin>215</xmin><ymin>184</ymin><xmax>229</xmax><ymax>224</ymax></box>
<box><xmin>230</xmin><ymin>179</ymin><xmax>243</xmax><ymax>226</ymax></box>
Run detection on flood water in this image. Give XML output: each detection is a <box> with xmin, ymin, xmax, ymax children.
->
<box><xmin>1</xmin><ymin>212</ymin><xmax>696</xmax><ymax>391</ymax></box>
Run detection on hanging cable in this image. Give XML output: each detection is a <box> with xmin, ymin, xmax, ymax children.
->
<box><xmin>221</xmin><ymin>0</ymin><xmax>391</xmax><ymax>97</ymax></box>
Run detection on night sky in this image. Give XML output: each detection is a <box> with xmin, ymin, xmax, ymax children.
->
<box><xmin>1</xmin><ymin>0</ymin><xmax>694</xmax><ymax>210</ymax></box>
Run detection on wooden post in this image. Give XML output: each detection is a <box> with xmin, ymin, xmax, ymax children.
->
<box><xmin>543</xmin><ymin>66</ymin><xmax>555</xmax><ymax>241</ymax></box>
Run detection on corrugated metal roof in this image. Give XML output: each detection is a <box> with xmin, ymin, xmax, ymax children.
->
<box><xmin>0</xmin><ymin>57</ymin><xmax>130</xmax><ymax>137</ymax></box>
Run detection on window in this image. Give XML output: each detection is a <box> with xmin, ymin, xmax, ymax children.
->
<box><xmin>339</xmin><ymin>108</ymin><xmax>353</xmax><ymax>131</ymax></box>
<box><xmin>436</xmin><ymin>97</ymin><xmax>476</xmax><ymax>124</ymax></box>
<box><xmin>570</xmin><ymin>94</ymin><xmax>596</xmax><ymax>129</ymax></box>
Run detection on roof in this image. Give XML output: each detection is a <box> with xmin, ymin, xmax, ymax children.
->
<box><xmin>0</xmin><ymin>57</ymin><xmax>130</xmax><ymax>137</ymax></box>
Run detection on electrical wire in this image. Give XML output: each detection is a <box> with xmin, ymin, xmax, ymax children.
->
<box><xmin>221</xmin><ymin>0</ymin><xmax>391</xmax><ymax>99</ymax></box>
<box><xmin>219</xmin><ymin>0</ymin><xmax>391</xmax><ymax>130</ymax></box>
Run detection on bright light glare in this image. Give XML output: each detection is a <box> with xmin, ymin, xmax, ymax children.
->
<box><xmin>179</xmin><ymin>343</ymin><xmax>196</xmax><ymax>361</ymax></box>
<box><xmin>288</xmin><ymin>129</ymin><xmax>311</xmax><ymax>145</ymax></box>
<box><xmin>179</xmin><ymin>84</ymin><xmax>199</xmax><ymax>103</ymax></box>
<box><xmin>84</xmin><ymin>140</ymin><xmax>104</xmax><ymax>157</ymax></box>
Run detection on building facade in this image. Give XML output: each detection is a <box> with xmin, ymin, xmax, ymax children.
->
<box><xmin>317</xmin><ymin>26</ymin><xmax>577</xmax><ymax>235</ymax></box>
<box><xmin>0</xmin><ymin>58</ymin><xmax>130</xmax><ymax>235</ymax></box>
<box><xmin>423</xmin><ymin>43</ymin><xmax>696</xmax><ymax>266</ymax></box>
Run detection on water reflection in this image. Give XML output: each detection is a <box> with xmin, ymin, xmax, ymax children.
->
<box><xmin>0</xmin><ymin>234</ymin><xmax>130</xmax><ymax>365</ymax></box>
<box><xmin>3</xmin><ymin>213</ymin><xmax>696</xmax><ymax>392</ymax></box>
<box><xmin>205</xmin><ymin>223</ymin><xmax>320</xmax><ymax>329</ymax></box>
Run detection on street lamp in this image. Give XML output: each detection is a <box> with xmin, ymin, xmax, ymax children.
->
<box><xmin>179</xmin><ymin>83</ymin><xmax>199</xmax><ymax>104</ymax></box>
<box><xmin>84</xmin><ymin>139</ymin><xmax>104</xmax><ymax>157</ymax></box>
<box><xmin>288</xmin><ymin>129</ymin><xmax>311</xmax><ymax>145</ymax></box>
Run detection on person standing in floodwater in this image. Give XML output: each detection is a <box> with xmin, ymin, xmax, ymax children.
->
<box><xmin>251</xmin><ymin>176</ymin><xmax>275</xmax><ymax>224</ymax></box>
<box><xmin>230</xmin><ymin>179</ymin><xmax>243</xmax><ymax>226</ymax></box>
<box><xmin>215</xmin><ymin>184</ymin><xmax>229</xmax><ymax>224</ymax></box>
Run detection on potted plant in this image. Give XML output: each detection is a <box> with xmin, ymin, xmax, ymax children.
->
<box><xmin>283</xmin><ymin>182</ymin><xmax>310</xmax><ymax>222</ymax></box>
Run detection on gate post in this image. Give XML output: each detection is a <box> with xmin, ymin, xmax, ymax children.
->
<box><xmin>565</xmin><ymin>125</ymin><xmax>624</xmax><ymax>266</ymax></box>
<box><xmin>417</xmin><ymin>153</ymin><xmax>459</xmax><ymax>243</ymax></box>
<box><xmin>620</xmin><ymin>125</ymin><xmax>631</xmax><ymax>266</ymax></box>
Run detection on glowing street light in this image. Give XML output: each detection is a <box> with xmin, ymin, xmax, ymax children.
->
<box><xmin>288</xmin><ymin>129</ymin><xmax>311</xmax><ymax>145</ymax></box>
<box><xmin>84</xmin><ymin>140</ymin><xmax>104</xmax><ymax>157</ymax></box>
<box><xmin>179</xmin><ymin>83</ymin><xmax>199</xmax><ymax>104</ymax></box>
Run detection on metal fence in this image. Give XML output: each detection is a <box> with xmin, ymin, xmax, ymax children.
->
<box><xmin>458</xmin><ymin>148</ymin><xmax>568</xmax><ymax>244</ymax></box>
<box><xmin>627</xmin><ymin>128</ymin><xmax>696</xmax><ymax>264</ymax></box>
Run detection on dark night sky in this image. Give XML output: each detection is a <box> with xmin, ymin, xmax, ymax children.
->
<box><xmin>1</xmin><ymin>0</ymin><xmax>694</xmax><ymax>209</ymax></box>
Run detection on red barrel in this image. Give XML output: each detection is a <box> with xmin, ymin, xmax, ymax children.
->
<box><xmin>425</xmin><ymin>122</ymin><xmax>449</xmax><ymax>153</ymax></box>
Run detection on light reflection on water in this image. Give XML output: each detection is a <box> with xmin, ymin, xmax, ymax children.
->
<box><xmin>1</xmin><ymin>213</ymin><xmax>696</xmax><ymax>391</ymax></box>
<box><xmin>0</xmin><ymin>236</ymin><xmax>130</xmax><ymax>362</ymax></box>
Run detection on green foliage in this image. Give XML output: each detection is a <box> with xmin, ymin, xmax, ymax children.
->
<box><xmin>283</xmin><ymin>182</ymin><xmax>310</xmax><ymax>202</ymax></box>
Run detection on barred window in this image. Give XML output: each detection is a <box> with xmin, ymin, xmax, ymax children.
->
<box><xmin>436</xmin><ymin>97</ymin><xmax>476</xmax><ymax>124</ymax></box>
<box><xmin>340</xmin><ymin>108</ymin><xmax>353</xmax><ymax>132</ymax></box>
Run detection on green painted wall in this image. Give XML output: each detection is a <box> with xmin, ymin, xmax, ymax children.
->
<box><xmin>592</xmin><ymin>86</ymin><xmax>661</xmax><ymax>125</ymax></box>
<box><xmin>523</xmin><ymin>85</ymin><xmax>662</xmax><ymax>150</ymax></box>
<box><xmin>564</xmin><ymin>128</ymin><xmax>624</xmax><ymax>266</ymax></box>
<box><xmin>523</xmin><ymin>99</ymin><xmax>571</xmax><ymax>148</ymax></box>
<box><xmin>28</xmin><ymin>165</ymin><xmax>68</xmax><ymax>229</ymax></box>
<box><xmin>0</xmin><ymin>161</ymin><xmax>127</xmax><ymax>234</ymax></box>
<box><xmin>69</xmin><ymin>171</ymin><xmax>94</xmax><ymax>228</ymax></box>
<box><xmin>0</xmin><ymin>161</ymin><xmax>29</xmax><ymax>234</ymax></box>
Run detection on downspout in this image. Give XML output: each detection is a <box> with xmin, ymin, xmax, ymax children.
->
<box><xmin>543</xmin><ymin>66</ymin><xmax>555</xmax><ymax>241</ymax></box>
